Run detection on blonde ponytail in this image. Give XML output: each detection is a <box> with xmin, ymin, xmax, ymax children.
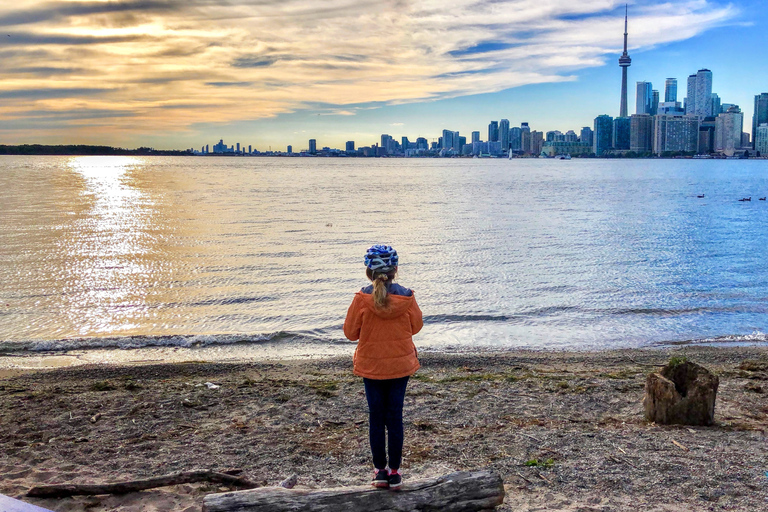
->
<box><xmin>372</xmin><ymin>273</ymin><xmax>389</xmax><ymax>309</ymax></box>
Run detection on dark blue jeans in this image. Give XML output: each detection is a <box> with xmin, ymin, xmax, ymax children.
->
<box><xmin>363</xmin><ymin>376</ymin><xmax>409</xmax><ymax>471</ymax></box>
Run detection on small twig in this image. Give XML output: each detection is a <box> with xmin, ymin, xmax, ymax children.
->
<box><xmin>670</xmin><ymin>438</ymin><xmax>690</xmax><ymax>452</ymax></box>
<box><xmin>536</xmin><ymin>471</ymin><xmax>551</xmax><ymax>484</ymax></box>
<box><xmin>515</xmin><ymin>472</ymin><xmax>533</xmax><ymax>485</ymax></box>
<box><xmin>518</xmin><ymin>432</ymin><xmax>543</xmax><ymax>443</ymax></box>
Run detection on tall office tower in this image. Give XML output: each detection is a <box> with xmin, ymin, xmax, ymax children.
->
<box><xmin>694</xmin><ymin>69</ymin><xmax>713</xmax><ymax>118</ymax></box>
<box><xmin>756</xmin><ymin>123</ymin><xmax>768</xmax><ymax>155</ymax></box>
<box><xmin>698</xmin><ymin>117</ymin><xmax>716</xmax><ymax>154</ymax></box>
<box><xmin>630</xmin><ymin>114</ymin><xmax>653</xmax><ymax>153</ymax></box>
<box><xmin>521</xmin><ymin>130</ymin><xmax>531</xmax><ymax>154</ymax></box>
<box><xmin>593</xmin><ymin>115</ymin><xmax>614</xmax><ymax>155</ymax></box>
<box><xmin>488</xmin><ymin>121</ymin><xmax>499</xmax><ymax>142</ymax></box>
<box><xmin>236</xmin><ymin>143</ymin><xmax>240</xmax><ymax>153</ymax></box>
<box><xmin>401</xmin><ymin>137</ymin><xmax>409</xmax><ymax>150</ymax></box>
<box><xmin>710</xmin><ymin>94</ymin><xmax>721</xmax><ymax>116</ymax></box>
<box><xmin>653</xmin><ymin>115</ymin><xmax>699</xmax><ymax>155</ymax></box>
<box><xmin>613</xmin><ymin>117</ymin><xmax>631</xmax><ymax>150</ymax></box>
<box><xmin>287</xmin><ymin>145</ymin><xmax>292</xmax><ymax>154</ymax></box>
<box><xmin>665</xmin><ymin>78</ymin><xmax>678</xmax><ymax>102</ymax></box>
<box><xmin>521</xmin><ymin>122</ymin><xmax>530</xmax><ymax>133</ymax></box>
<box><xmin>471</xmin><ymin>131</ymin><xmax>480</xmax><ymax>144</ymax></box>
<box><xmin>531</xmin><ymin>131</ymin><xmax>544</xmax><ymax>155</ymax></box>
<box><xmin>752</xmin><ymin>93</ymin><xmax>768</xmax><ymax>149</ymax></box>
<box><xmin>618</xmin><ymin>6</ymin><xmax>631</xmax><ymax>118</ymax></box>
<box><xmin>509</xmin><ymin>127</ymin><xmax>522</xmax><ymax>151</ymax></box>
<box><xmin>308</xmin><ymin>139</ymin><xmax>317</xmax><ymax>154</ymax></box>
<box><xmin>346</xmin><ymin>141</ymin><xmax>355</xmax><ymax>152</ymax></box>
<box><xmin>636</xmin><ymin>81</ymin><xmax>653</xmax><ymax>115</ymax></box>
<box><xmin>206</xmin><ymin>144</ymin><xmax>209</xmax><ymax>153</ymax></box>
<box><xmin>453</xmin><ymin>131</ymin><xmax>461</xmax><ymax>150</ymax></box>
<box><xmin>715</xmin><ymin>105</ymin><xmax>744</xmax><ymax>156</ymax></box>
<box><xmin>416</xmin><ymin>137</ymin><xmax>428</xmax><ymax>150</ymax></box>
<box><xmin>249</xmin><ymin>145</ymin><xmax>252</xmax><ymax>154</ymax></box>
<box><xmin>441</xmin><ymin>130</ymin><xmax>454</xmax><ymax>150</ymax></box>
<box><xmin>580</xmin><ymin>127</ymin><xmax>594</xmax><ymax>146</ymax></box>
<box><xmin>500</xmin><ymin>119</ymin><xmax>510</xmax><ymax>150</ymax></box>
<box><xmin>652</xmin><ymin>90</ymin><xmax>660</xmax><ymax>115</ymax></box>
<box><xmin>686</xmin><ymin>75</ymin><xmax>697</xmax><ymax>114</ymax></box>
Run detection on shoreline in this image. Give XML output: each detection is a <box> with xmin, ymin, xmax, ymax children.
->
<box><xmin>1</xmin><ymin>345</ymin><xmax>767</xmax><ymax>511</ymax></box>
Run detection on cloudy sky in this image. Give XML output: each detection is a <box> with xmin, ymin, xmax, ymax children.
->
<box><xmin>0</xmin><ymin>0</ymin><xmax>765</xmax><ymax>150</ymax></box>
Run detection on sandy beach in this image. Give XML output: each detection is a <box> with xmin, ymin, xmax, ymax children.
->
<box><xmin>1</xmin><ymin>345</ymin><xmax>766</xmax><ymax>512</ymax></box>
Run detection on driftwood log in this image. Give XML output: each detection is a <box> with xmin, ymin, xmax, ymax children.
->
<box><xmin>26</xmin><ymin>470</ymin><xmax>259</xmax><ymax>498</ymax></box>
<box><xmin>203</xmin><ymin>470</ymin><xmax>505</xmax><ymax>512</ymax></box>
<box><xmin>644</xmin><ymin>360</ymin><xmax>719</xmax><ymax>426</ymax></box>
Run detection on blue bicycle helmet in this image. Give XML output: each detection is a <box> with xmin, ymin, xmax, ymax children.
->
<box><xmin>364</xmin><ymin>245</ymin><xmax>399</xmax><ymax>272</ymax></box>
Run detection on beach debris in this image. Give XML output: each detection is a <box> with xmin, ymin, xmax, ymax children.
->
<box><xmin>26</xmin><ymin>470</ymin><xmax>260</xmax><ymax>498</ymax></box>
<box><xmin>90</xmin><ymin>413</ymin><xmax>102</xmax><ymax>423</ymax></box>
<box><xmin>199</xmin><ymin>382</ymin><xmax>220</xmax><ymax>389</ymax></box>
<box><xmin>670</xmin><ymin>438</ymin><xmax>689</xmax><ymax>452</ymax></box>
<box><xmin>644</xmin><ymin>359</ymin><xmax>719</xmax><ymax>426</ymax></box>
<box><xmin>279</xmin><ymin>474</ymin><xmax>298</xmax><ymax>489</ymax></box>
<box><xmin>202</xmin><ymin>470</ymin><xmax>504</xmax><ymax>512</ymax></box>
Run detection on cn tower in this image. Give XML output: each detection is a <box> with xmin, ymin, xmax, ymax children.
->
<box><xmin>618</xmin><ymin>5</ymin><xmax>631</xmax><ymax>118</ymax></box>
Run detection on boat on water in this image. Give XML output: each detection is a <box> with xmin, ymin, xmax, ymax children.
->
<box><xmin>554</xmin><ymin>154</ymin><xmax>572</xmax><ymax>160</ymax></box>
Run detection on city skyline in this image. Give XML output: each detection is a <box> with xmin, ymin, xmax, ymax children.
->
<box><xmin>0</xmin><ymin>1</ymin><xmax>766</xmax><ymax>151</ymax></box>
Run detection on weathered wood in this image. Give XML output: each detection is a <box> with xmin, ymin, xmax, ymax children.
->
<box><xmin>644</xmin><ymin>360</ymin><xmax>719</xmax><ymax>426</ymax></box>
<box><xmin>26</xmin><ymin>470</ymin><xmax>259</xmax><ymax>498</ymax></box>
<box><xmin>203</xmin><ymin>470</ymin><xmax>505</xmax><ymax>512</ymax></box>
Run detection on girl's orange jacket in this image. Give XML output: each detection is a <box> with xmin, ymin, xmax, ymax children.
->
<box><xmin>343</xmin><ymin>291</ymin><xmax>423</xmax><ymax>380</ymax></box>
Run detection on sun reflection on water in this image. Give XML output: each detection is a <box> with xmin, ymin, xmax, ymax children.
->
<box><xmin>63</xmin><ymin>156</ymin><xmax>155</xmax><ymax>335</ymax></box>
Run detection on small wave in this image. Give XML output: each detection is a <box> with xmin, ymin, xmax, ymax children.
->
<box><xmin>0</xmin><ymin>331</ymin><xmax>330</xmax><ymax>354</ymax></box>
<box><xmin>426</xmin><ymin>306</ymin><xmax>579</xmax><ymax>324</ymax></box>
<box><xmin>658</xmin><ymin>331</ymin><xmax>768</xmax><ymax>347</ymax></box>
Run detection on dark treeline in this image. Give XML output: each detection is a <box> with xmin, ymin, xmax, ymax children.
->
<box><xmin>0</xmin><ymin>145</ymin><xmax>191</xmax><ymax>156</ymax></box>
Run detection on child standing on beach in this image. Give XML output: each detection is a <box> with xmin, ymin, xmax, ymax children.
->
<box><xmin>343</xmin><ymin>245</ymin><xmax>423</xmax><ymax>490</ymax></box>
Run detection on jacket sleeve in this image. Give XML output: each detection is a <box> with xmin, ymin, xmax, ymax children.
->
<box><xmin>343</xmin><ymin>294</ymin><xmax>362</xmax><ymax>341</ymax></box>
<box><xmin>410</xmin><ymin>296</ymin><xmax>424</xmax><ymax>335</ymax></box>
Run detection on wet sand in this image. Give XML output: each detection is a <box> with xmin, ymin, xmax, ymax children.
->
<box><xmin>1</xmin><ymin>345</ymin><xmax>767</xmax><ymax>512</ymax></box>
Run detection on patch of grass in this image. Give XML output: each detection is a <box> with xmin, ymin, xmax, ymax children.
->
<box><xmin>412</xmin><ymin>373</ymin><xmax>433</xmax><ymax>382</ymax></box>
<box><xmin>738</xmin><ymin>360</ymin><xmax>768</xmax><ymax>372</ymax></box>
<box><xmin>307</xmin><ymin>380</ymin><xmax>338</xmax><ymax>398</ymax></box>
<box><xmin>439</xmin><ymin>373</ymin><xmax>500</xmax><ymax>383</ymax></box>
<box><xmin>123</xmin><ymin>380</ymin><xmax>142</xmax><ymax>391</ymax></box>
<box><xmin>668</xmin><ymin>356</ymin><xmax>688</xmax><ymax>368</ymax></box>
<box><xmin>524</xmin><ymin>458</ymin><xmax>555</xmax><ymax>468</ymax></box>
<box><xmin>557</xmin><ymin>381</ymin><xmax>570</xmax><ymax>389</ymax></box>
<box><xmin>90</xmin><ymin>381</ymin><xmax>116</xmax><ymax>392</ymax></box>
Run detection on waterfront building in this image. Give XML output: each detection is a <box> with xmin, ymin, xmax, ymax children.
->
<box><xmin>695</xmin><ymin>69</ymin><xmax>713</xmax><ymax>118</ymax></box>
<box><xmin>510</xmin><ymin>127</ymin><xmax>522</xmax><ymax>152</ymax></box>
<box><xmin>459</xmin><ymin>136</ymin><xmax>467</xmax><ymax>149</ymax></box>
<box><xmin>752</xmin><ymin>93</ymin><xmax>768</xmax><ymax>149</ymax></box>
<box><xmin>521</xmin><ymin>130</ymin><xmax>531</xmax><ymax>154</ymax></box>
<box><xmin>531</xmin><ymin>131</ymin><xmax>544</xmax><ymax>156</ymax></box>
<box><xmin>287</xmin><ymin>145</ymin><xmax>292</xmax><ymax>154</ymax></box>
<box><xmin>698</xmin><ymin>117</ymin><xmax>716</xmax><ymax>154</ymax></box>
<box><xmin>521</xmin><ymin>122</ymin><xmax>530</xmax><ymax>133</ymax></box>
<box><xmin>654</xmin><ymin>115</ymin><xmax>699</xmax><ymax>155</ymax></box>
<box><xmin>346</xmin><ymin>141</ymin><xmax>355</xmax><ymax>153</ymax></box>
<box><xmin>685</xmin><ymin>75</ymin><xmax>696</xmax><ymax>114</ymax></box>
<box><xmin>471</xmin><ymin>131</ymin><xmax>480</xmax><ymax>144</ymax></box>
<box><xmin>248</xmin><ymin>145</ymin><xmax>252</xmax><ymax>154</ymax></box>
<box><xmin>665</xmin><ymin>78</ymin><xmax>677</xmax><ymax>102</ymax></box>
<box><xmin>756</xmin><ymin>123</ymin><xmax>768</xmax><ymax>155</ymax></box>
<box><xmin>618</xmin><ymin>6</ymin><xmax>631</xmax><ymax>118</ymax></box>
<box><xmin>546</xmin><ymin>131</ymin><xmax>561</xmax><ymax>142</ymax></box>
<box><xmin>630</xmin><ymin>114</ymin><xmax>653</xmax><ymax>153</ymax></box>
<box><xmin>488</xmin><ymin>121</ymin><xmax>499</xmax><ymax>142</ymax></box>
<box><xmin>711</xmin><ymin>94</ymin><xmax>721</xmax><ymax>116</ymax></box>
<box><xmin>236</xmin><ymin>143</ymin><xmax>240</xmax><ymax>153</ymax></box>
<box><xmin>715</xmin><ymin>105</ymin><xmax>744</xmax><ymax>156</ymax></box>
<box><xmin>500</xmin><ymin>119</ymin><xmax>510</xmax><ymax>151</ymax></box>
<box><xmin>488</xmin><ymin>141</ymin><xmax>502</xmax><ymax>156</ymax></box>
<box><xmin>741</xmin><ymin>133</ymin><xmax>751</xmax><ymax>149</ymax></box>
<box><xmin>416</xmin><ymin>137</ymin><xmax>428</xmax><ymax>150</ymax></box>
<box><xmin>442</xmin><ymin>130</ymin><xmax>453</xmax><ymax>150</ymax></box>
<box><xmin>565</xmin><ymin>130</ymin><xmax>578</xmax><ymax>142</ymax></box>
<box><xmin>613</xmin><ymin>117</ymin><xmax>631</xmax><ymax>150</ymax></box>
<box><xmin>593</xmin><ymin>115</ymin><xmax>613</xmax><ymax>156</ymax></box>
<box><xmin>636</xmin><ymin>81</ymin><xmax>653</xmax><ymax>115</ymax></box>
<box><xmin>580</xmin><ymin>127</ymin><xmax>594</xmax><ymax>146</ymax></box>
<box><xmin>657</xmin><ymin>101</ymin><xmax>684</xmax><ymax>115</ymax></box>
<box><xmin>541</xmin><ymin>141</ymin><xmax>591</xmax><ymax>157</ymax></box>
<box><xmin>308</xmin><ymin>139</ymin><xmax>317</xmax><ymax>154</ymax></box>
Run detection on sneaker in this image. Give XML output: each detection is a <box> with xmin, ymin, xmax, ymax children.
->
<box><xmin>388</xmin><ymin>469</ymin><xmax>402</xmax><ymax>490</ymax></box>
<box><xmin>372</xmin><ymin>468</ymin><xmax>389</xmax><ymax>488</ymax></box>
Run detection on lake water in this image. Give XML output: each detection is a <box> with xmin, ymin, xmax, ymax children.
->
<box><xmin>1</xmin><ymin>155</ymin><xmax>767</xmax><ymax>366</ymax></box>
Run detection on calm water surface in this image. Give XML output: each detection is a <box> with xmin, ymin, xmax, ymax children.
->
<box><xmin>1</xmin><ymin>156</ymin><xmax>767</xmax><ymax>364</ymax></box>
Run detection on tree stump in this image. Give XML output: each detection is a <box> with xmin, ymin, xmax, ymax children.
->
<box><xmin>202</xmin><ymin>470</ymin><xmax>505</xmax><ymax>512</ymax></box>
<box><xmin>644</xmin><ymin>360</ymin><xmax>719</xmax><ymax>425</ymax></box>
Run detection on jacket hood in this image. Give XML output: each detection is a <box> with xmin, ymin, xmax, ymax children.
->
<box><xmin>356</xmin><ymin>291</ymin><xmax>416</xmax><ymax>320</ymax></box>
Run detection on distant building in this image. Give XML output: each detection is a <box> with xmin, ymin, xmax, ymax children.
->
<box><xmin>755</xmin><ymin>123</ymin><xmax>768</xmax><ymax>156</ymax></box>
<box><xmin>654</xmin><ymin>114</ymin><xmax>699</xmax><ymax>155</ymax></box>
<box><xmin>686</xmin><ymin>69</ymin><xmax>713</xmax><ymax>118</ymax></box>
<box><xmin>593</xmin><ymin>115</ymin><xmax>613</xmax><ymax>156</ymax></box>
<box><xmin>531</xmin><ymin>131</ymin><xmax>544</xmax><ymax>155</ymax></box>
<box><xmin>652</xmin><ymin>90</ymin><xmax>660</xmax><ymax>115</ymax></box>
<box><xmin>715</xmin><ymin>105</ymin><xmax>744</xmax><ymax>156</ymax></box>
<box><xmin>488</xmin><ymin>121</ymin><xmax>499</xmax><ymax>142</ymax></box>
<box><xmin>471</xmin><ymin>131</ymin><xmax>480</xmax><ymax>144</ymax></box>
<box><xmin>287</xmin><ymin>145</ymin><xmax>292</xmax><ymax>154</ymax></box>
<box><xmin>565</xmin><ymin>130</ymin><xmax>578</xmax><ymax>142</ymax></box>
<box><xmin>630</xmin><ymin>114</ymin><xmax>653</xmax><ymax>153</ymax></box>
<box><xmin>665</xmin><ymin>78</ymin><xmax>677</xmax><ymax>102</ymax></box>
<box><xmin>346</xmin><ymin>141</ymin><xmax>355</xmax><ymax>152</ymax></box>
<box><xmin>636</xmin><ymin>81</ymin><xmax>653</xmax><ymax>115</ymax></box>
<box><xmin>753</xmin><ymin>93</ymin><xmax>768</xmax><ymax>149</ymax></box>
<box><xmin>711</xmin><ymin>94</ymin><xmax>721</xmax><ymax>116</ymax></box>
<box><xmin>521</xmin><ymin>130</ymin><xmax>531</xmax><ymax>154</ymax></box>
<box><xmin>236</xmin><ymin>143</ymin><xmax>240</xmax><ymax>153</ymax></box>
<box><xmin>308</xmin><ymin>139</ymin><xmax>317</xmax><ymax>154</ymax></box>
<box><xmin>580</xmin><ymin>127</ymin><xmax>593</xmax><ymax>146</ymax></box>
<box><xmin>541</xmin><ymin>141</ymin><xmax>591</xmax><ymax>157</ymax></box>
<box><xmin>698</xmin><ymin>117</ymin><xmax>716</xmax><ymax>154</ymax></box>
<box><xmin>613</xmin><ymin>117</ymin><xmax>631</xmax><ymax>150</ymax></box>
<box><xmin>500</xmin><ymin>119</ymin><xmax>510</xmax><ymax>151</ymax></box>
<box><xmin>657</xmin><ymin>101</ymin><xmax>684</xmax><ymax>115</ymax></box>
<box><xmin>416</xmin><ymin>137</ymin><xmax>428</xmax><ymax>150</ymax></box>
<box><xmin>510</xmin><ymin>127</ymin><xmax>522</xmax><ymax>152</ymax></box>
